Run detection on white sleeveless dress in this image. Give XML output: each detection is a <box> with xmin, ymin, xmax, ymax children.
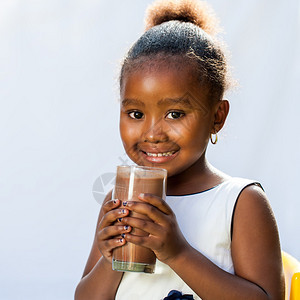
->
<box><xmin>115</xmin><ymin>177</ymin><xmax>261</xmax><ymax>300</ymax></box>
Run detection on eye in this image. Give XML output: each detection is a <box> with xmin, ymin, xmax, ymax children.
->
<box><xmin>166</xmin><ymin>111</ymin><xmax>185</xmax><ymax>119</ymax></box>
<box><xmin>128</xmin><ymin>111</ymin><xmax>144</xmax><ymax>120</ymax></box>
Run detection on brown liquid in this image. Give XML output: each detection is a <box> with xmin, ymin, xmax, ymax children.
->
<box><xmin>112</xmin><ymin>170</ymin><xmax>166</xmax><ymax>273</ymax></box>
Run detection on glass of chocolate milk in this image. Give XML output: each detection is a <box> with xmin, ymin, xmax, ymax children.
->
<box><xmin>112</xmin><ymin>165</ymin><xmax>167</xmax><ymax>273</ymax></box>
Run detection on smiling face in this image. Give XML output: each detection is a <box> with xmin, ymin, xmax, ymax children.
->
<box><xmin>119</xmin><ymin>60</ymin><xmax>216</xmax><ymax>178</ymax></box>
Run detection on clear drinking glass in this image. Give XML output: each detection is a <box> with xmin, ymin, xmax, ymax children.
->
<box><xmin>112</xmin><ymin>165</ymin><xmax>167</xmax><ymax>273</ymax></box>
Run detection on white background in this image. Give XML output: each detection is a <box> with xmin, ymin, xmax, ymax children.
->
<box><xmin>0</xmin><ymin>1</ymin><xmax>299</xmax><ymax>299</ymax></box>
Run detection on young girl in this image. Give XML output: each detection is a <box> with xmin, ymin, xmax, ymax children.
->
<box><xmin>75</xmin><ymin>0</ymin><xmax>285</xmax><ymax>299</ymax></box>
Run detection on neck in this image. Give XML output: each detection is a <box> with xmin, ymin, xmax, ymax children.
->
<box><xmin>166</xmin><ymin>156</ymin><xmax>229</xmax><ymax>196</ymax></box>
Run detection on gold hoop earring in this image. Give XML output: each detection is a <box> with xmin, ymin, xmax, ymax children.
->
<box><xmin>210</xmin><ymin>131</ymin><xmax>218</xmax><ymax>145</ymax></box>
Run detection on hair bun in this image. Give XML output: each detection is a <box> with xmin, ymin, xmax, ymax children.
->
<box><xmin>144</xmin><ymin>0</ymin><xmax>220</xmax><ymax>35</ymax></box>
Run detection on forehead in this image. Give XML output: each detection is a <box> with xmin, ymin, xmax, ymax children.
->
<box><xmin>121</xmin><ymin>59</ymin><xmax>210</xmax><ymax>109</ymax></box>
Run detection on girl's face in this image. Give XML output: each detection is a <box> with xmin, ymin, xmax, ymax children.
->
<box><xmin>119</xmin><ymin>63</ymin><xmax>216</xmax><ymax>178</ymax></box>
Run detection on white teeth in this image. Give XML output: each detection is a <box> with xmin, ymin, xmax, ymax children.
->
<box><xmin>146</xmin><ymin>151</ymin><xmax>175</xmax><ymax>157</ymax></box>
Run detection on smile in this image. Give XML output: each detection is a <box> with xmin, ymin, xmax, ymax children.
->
<box><xmin>140</xmin><ymin>149</ymin><xmax>179</xmax><ymax>163</ymax></box>
<box><xmin>145</xmin><ymin>151</ymin><xmax>176</xmax><ymax>157</ymax></box>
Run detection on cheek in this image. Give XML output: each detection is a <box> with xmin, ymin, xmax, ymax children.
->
<box><xmin>177</xmin><ymin>121</ymin><xmax>210</xmax><ymax>150</ymax></box>
<box><xmin>119</xmin><ymin>118</ymin><xmax>139</xmax><ymax>149</ymax></box>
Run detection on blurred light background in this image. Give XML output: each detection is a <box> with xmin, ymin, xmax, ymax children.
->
<box><xmin>0</xmin><ymin>0</ymin><xmax>299</xmax><ymax>299</ymax></box>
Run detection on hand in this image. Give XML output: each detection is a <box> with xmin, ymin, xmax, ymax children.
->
<box><xmin>96</xmin><ymin>199</ymin><xmax>132</xmax><ymax>263</ymax></box>
<box><xmin>121</xmin><ymin>193</ymin><xmax>189</xmax><ymax>265</ymax></box>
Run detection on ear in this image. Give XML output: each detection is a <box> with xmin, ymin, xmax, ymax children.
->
<box><xmin>211</xmin><ymin>100</ymin><xmax>230</xmax><ymax>133</ymax></box>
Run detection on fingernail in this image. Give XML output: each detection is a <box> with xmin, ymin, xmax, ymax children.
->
<box><xmin>119</xmin><ymin>238</ymin><xmax>124</xmax><ymax>243</ymax></box>
<box><xmin>123</xmin><ymin>201</ymin><xmax>127</xmax><ymax>206</ymax></box>
<box><xmin>124</xmin><ymin>225</ymin><xmax>129</xmax><ymax>230</ymax></box>
<box><xmin>121</xmin><ymin>209</ymin><xmax>126</xmax><ymax>214</ymax></box>
<box><xmin>139</xmin><ymin>193</ymin><xmax>144</xmax><ymax>198</ymax></box>
<box><xmin>113</xmin><ymin>200</ymin><xmax>117</xmax><ymax>204</ymax></box>
<box><xmin>121</xmin><ymin>233</ymin><xmax>125</xmax><ymax>238</ymax></box>
<box><xmin>117</xmin><ymin>218</ymin><xmax>122</xmax><ymax>222</ymax></box>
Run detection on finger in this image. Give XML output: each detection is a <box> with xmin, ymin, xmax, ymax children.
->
<box><xmin>98</xmin><ymin>236</ymin><xmax>127</xmax><ymax>254</ymax></box>
<box><xmin>122</xmin><ymin>232</ymin><xmax>161</xmax><ymax>251</ymax></box>
<box><xmin>99</xmin><ymin>224</ymin><xmax>132</xmax><ymax>241</ymax></box>
<box><xmin>138</xmin><ymin>193</ymin><xmax>173</xmax><ymax>215</ymax></box>
<box><xmin>98</xmin><ymin>208</ymin><xmax>130</xmax><ymax>229</ymax></box>
<box><xmin>102</xmin><ymin>198</ymin><xmax>121</xmax><ymax>214</ymax></box>
<box><xmin>122</xmin><ymin>216</ymin><xmax>162</xmax><ymax>236</ymax></box>
<box><xmin>125</xmin><ymin>201</ymin><xmax>168</xmax><ymax>224</ymax></box>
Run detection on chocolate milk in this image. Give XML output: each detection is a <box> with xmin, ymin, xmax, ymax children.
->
<box><xmin>112</xmin><ymin>165</ymin><xmax>167</xmax><ymax>273</ymax></box>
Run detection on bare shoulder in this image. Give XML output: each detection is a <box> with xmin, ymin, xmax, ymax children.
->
<box><xmin>235</xmin><ymin>184</ymin><xmax>276</xmax><ymax>227</ymax></box>
<box><xmin>231</xmin><ymin>184</ymin><xmax>285</xmax><ymax>299</ymax></box>
<box><xmin>232</xmin><ymin>184</ymin><xmax>279</xmax><ymax>259</ymax></box>
<box><xmin>81</xmin><ymin>190</ymin><xmax>113</xmax><ymax>278</ymax></box>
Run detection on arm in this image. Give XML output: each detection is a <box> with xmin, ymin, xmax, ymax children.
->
<box><xmin>168</xmin><ymin>185</ymin><xmax>284</xmax><ymax>299</ymax></box>
<box><xmin>122</xmin><ymin>186</ymin><xmax>285</xmax><ymax>299</ymax></box>
<box><xmin>74</xmin><ymin>192</ymin><xmax>131</xmax><ymax>300</ymax></box>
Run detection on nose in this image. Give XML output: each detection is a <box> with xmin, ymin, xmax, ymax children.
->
<box><xmin>143</xmin><ymin>117</ymin><xmax>169</xmax><ymax>143</ymax></box>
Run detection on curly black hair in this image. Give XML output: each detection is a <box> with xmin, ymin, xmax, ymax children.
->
<box><xmin>119</xmin><ymin>0</ymin><xmax>233</xmax><ymax>103</ymax></box>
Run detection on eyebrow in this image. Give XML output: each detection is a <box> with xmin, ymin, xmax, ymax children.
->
<box><xmin>157</xmin><ymin>97</ymin><xmax>194</xmax><ymax>108</ymax></box>
<box><xmin>121</xmin><ymin>98</ymin><xmax>145</xmax><ymax>107</ymax></box>
<box><xmin>121</xmin><ymin>97</ymin><xmax>194</xmax><ymax>108</ymax></box>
